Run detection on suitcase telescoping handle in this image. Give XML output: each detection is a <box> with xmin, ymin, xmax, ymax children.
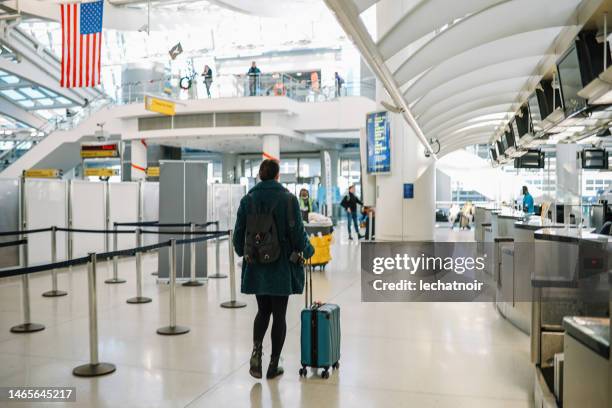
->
<box><xmin>305</xmin><ymin>259</ymin><xmax>313</xmax><ymax>308</ymax></box>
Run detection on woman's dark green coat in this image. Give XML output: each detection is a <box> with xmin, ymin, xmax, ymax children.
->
<box><xmin>233</xmin><ymin>180</ymin><xmax>315</xmax><ymax>296</ymax></box>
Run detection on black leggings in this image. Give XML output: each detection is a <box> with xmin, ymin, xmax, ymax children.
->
<box><xmin>253</xmin><ymin>295</ymin><xmax>289</xmax><ymax>358</ymax></box>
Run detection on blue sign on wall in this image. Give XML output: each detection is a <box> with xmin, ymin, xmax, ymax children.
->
<box><xmin>403</xmin><ymin>183</ymin><xmax>414</xmax><ymax>199</ymax></box>
<box><xmin>366</xmin><ymin>111</ymin><xmax>391</xmax><ymax>173</ymax></box>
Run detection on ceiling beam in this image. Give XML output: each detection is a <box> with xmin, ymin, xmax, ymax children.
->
<box><xmin>323</xmin><ymin>0</ymin><xmax>436</xmax><ymax>158</ymax></box>
<box><xmin>0</xmin><ymin>98</ymin><xmax>45</xmax><ymax>129</ymax></box>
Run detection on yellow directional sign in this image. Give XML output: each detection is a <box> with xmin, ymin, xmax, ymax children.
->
<box><xmin>146</xmin><ymin>166</ymin><xmax>160</xmax><ymax>177</ymax></box>
<box><xmin>23</xmin><ymin>169</ymin><xmax>61</xmax><ymax>179</ymax></box>
<box><xmin>84</xmin><ymin>168</ymin><xmax>117</xmax><ymax>177</ymax></box>
<box><xmin>145</xmin><ymin>96</ymin><xmax>176</xmax><ymax>116</ymax></box>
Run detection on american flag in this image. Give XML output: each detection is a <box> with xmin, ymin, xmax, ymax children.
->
<box><xmin>60</xmin><ymin>0</ymin><xmax>104</xmax><ymax>88</ymax></box>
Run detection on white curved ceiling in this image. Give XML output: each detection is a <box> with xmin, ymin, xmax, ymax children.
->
<box><xmin>324</xmin><ymin>0</ymin><xmax>600</xmax><ymax>154</ymax></box>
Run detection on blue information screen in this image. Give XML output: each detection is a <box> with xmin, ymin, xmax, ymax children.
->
<box><xmin>366</xmin><ymin>111</ymin><xmax>391</xmax><ymax>173</ymax></box>
<box><xmin>403</xmin><ymin>183</ymin><xmax>414</xmax><ymax>199</ymax></box>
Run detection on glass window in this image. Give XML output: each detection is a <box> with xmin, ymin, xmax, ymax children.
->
<box><xmin>20</xmin><ymin>87</ymin><xmax>45</xmax><ymax>99</ymax></box>
<box><xmin>298</xmin><ymin>158</ymin><xmax>321</xmax><ymax>178</ymax></box>
<box><xmin>1</xmin><ymin>90</ymin><xmax>24</xmax><ymax>100</ymax></box>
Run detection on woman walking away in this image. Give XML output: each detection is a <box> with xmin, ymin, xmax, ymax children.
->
<box><xmin>202</xmin><ymin>65</ymin><xmax>213</xmax><ymax>98</ymax></box>
<box><xmin>233</xmin><ymin>159</ymin><xmax>314</xmax><ymax>379</ymax></box>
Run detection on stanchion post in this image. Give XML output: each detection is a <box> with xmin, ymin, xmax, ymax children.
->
<box><xmin>221</xmin><ymin>230</ymin><xmax>246</xmax><ymax>309</ymax></box>
<box><xmin>105</xmin><ymin>223</ymin><xmax>126</xmax><ymax>284</ymax></box>
<box><xmin>208</xmin><ymin>221</ymin><xmax>227</xmax><ymax>279</ymax></box>
<box><xmin>127</xmin><ymin>228</ymin><xmax>152</xmax><ymax>304</ymax></box>
<box><xmin>42</xmin><ymin>226</ymin><xmax>67</xmax><ymax>297</ymax></box>
<box><xmin>11</xmin><ymin>241</ymin><xmax>45</xmax><ymax>333</ymax></box>
<box><xmin>183</xmin><ymin>223</ymin><xmax>203</xmax><ymax>286</ymax></box>
<box><xmin>157</xmin><ymin>240</ymin><xmax>190</xmax><ymax>335</ymax></box>
<box><xmin>73</xmin><ymin>253</ymin><xmax>116</xmax><ymax>377</ymax></box>
<box><xmin>367</xmin><ymin>211</ymin><xmax>373</xmax><ymax>241</ymax></box>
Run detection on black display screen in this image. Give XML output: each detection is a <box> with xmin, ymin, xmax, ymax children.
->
<box><xmin>557</xmin><ymin>45</ymin><xmax>587</xmax><ymax>117</ymax></box>
<box><xmin>581</xmin><ymin>149</ymin><xmax>608</xmax><ymax>169</ymax></box>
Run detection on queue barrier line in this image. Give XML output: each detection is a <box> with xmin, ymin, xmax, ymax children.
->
<box><xmin>0</xmin><ymin>227</ymin><xmax>53</xmax><ymax>237</ymax></box>
<box><xmin>0</xmin><ymin>239</ymin><xmax>27</xmax><ymax>248</ymax></box>
<box><xmin>5</xmin><ymin>228</ymin><xmax>242</xmax><ymax>377</ymax></box>
<box><xmin>113</xmin><ymin>221</ymin><xmax>219</xmax><ymax>228</ymax></box>
<box><xmin>140</xmin><ymin>229</ymin><xmax>230</xmax><ymax>235</ymax></box>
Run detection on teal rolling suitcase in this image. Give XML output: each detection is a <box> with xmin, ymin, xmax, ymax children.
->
<box><xmin>299</xmin><ymin>263</ymin><xmax>341</xmax><ymax>379</ymax></box>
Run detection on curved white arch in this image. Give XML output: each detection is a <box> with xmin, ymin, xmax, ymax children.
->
<box><xmin>403</xmin><ymin>28</ymin><xmax>563</xmax><ymax>102</ymax></box>
<box><xmin>418</xmin><ymin>92</ymin><xmax>518</xmax><ymax>127</ymax></box>
<box><xmin>413</xmin><ymin>77</ymin><xmax>531</xmax><ymax>119</ymax></box>
<box><xmin>438</xmin><ymin>127</ymin><xmax>498</xmax><ymax>143</ymax></box>
<box><xmin>438</xmin><ymin>122</ymin><xmax>502</xmax><ymax>140</ymax></box>
<box><xmin>377</xmin><ymin>0</ymin><xmax>506</xmax><ymax>60</ymax></box>
<box><xmin>419</xmin><ymin>77</ymin><xmax>529</xmax><ymax>123</ymax></box>
<box><xmin>440</xmin><ymin>135</ymin><xmax>494</xmax><ymax>156</ymax></box>
<box><xmin>411</xmin><ymin>56</ymin><xmax>543</xmax><ymax>114</ymax></box>
<box><xmin>424</xmin><ymin>104</ymin><xmax>512</xmax><ymax>135</ymax></box>
<box><xmin>393</xmin><ymin>0</ymin><xmax>580</xmax><ymax>86</ymax></box>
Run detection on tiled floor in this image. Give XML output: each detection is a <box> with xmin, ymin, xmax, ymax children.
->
<box><xmin>0</xmin><ymin>225</ymin><xmax>533</xmax><ymax>407</ymax></box>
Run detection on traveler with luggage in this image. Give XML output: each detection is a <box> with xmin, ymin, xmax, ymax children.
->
<box><xmin>340</xmin><ymin>185</ymin><xmax>364</xmax><ymax>240</ymax></box>
<box><xmin>233</xmin><ymin>159</ymin><xmax>314</xmax><ymax>380</ymax></box>
<box><xmin>202</xmin><ymin>65</ymin><xmax>213</xmax><ymax>98</ymax></box>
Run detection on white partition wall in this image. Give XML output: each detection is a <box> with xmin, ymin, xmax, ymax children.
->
<box><xmin>25</xmin><ymin>179</ymin><xmax>68</xmax><ymax>265</ymax></box>
<box><xmin>71</xmin><ymin>181</ymin><xmax>106</xmax><ymax>258</ymax></box>
<box><xmin>209</xmin><ymin>184</ymin><xmax>246</xmax><ymax>230</ymax></box>
<box><xmin>142</xmin><ymin>182</ymin><xmax>159</xmax><ymax>246</ymax></box>
<box><xmin>108</xmin><ymin>182</ymin><xmax>140</xmax><ymax>250</ymax></box>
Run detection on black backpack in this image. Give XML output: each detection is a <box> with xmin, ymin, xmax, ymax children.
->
<box><xmin>244</xmin><ymin>192</ymin><xmax>295</xmax><ymax>265</ymax></box>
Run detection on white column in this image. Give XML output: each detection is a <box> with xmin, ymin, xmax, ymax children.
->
<box><xmin>131</xmin><ymin>139</ymin><xmax>147</xmax><ymax>181</ymax></box>
<box><xmin>373</xmin><ymin>0</ymin><xmax>436</xmax><ymax>241</ymax></box>
<box><xmin>262</xmin><ymin>134</ymin><xmax>280</xmax><ymax>162</ymax></box>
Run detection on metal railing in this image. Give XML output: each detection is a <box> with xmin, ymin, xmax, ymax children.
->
<box><xmin>115</xmin><ymin>73</ymin><xmax>375</xmax><ymax>105</ymax></box>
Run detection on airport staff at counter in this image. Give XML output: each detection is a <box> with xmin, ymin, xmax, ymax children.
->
<box><xmin>522</xmin><ymin>186</ymin><xmax>534</xmax><ymax>214</ymax></box>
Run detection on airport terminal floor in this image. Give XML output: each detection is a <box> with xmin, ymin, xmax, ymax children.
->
<box><xmin>0</xmin><ymin>225</ymin><xmax>533</xmax><ymax>408</ymax></box>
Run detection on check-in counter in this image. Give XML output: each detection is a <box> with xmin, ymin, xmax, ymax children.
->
<box><xmin>562</xmin><ymin>316</ymin><xmax>609</xmax><ymax>407</ymax></box>
<box><xmin>495</xmin><ymin>219</ymin><xmax>571</xmax><ymax>334</ymax></box>
<box><xmin>531</xmin><ymin>228</ymin><xmax>610</xmax><ymax>408</ymax></box>
<box><xmin>474</xmin><ymin>205</ymin><xmax>496</xmax><ymax>250</ymax></box>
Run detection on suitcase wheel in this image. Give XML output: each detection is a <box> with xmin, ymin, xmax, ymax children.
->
<box><xmin>321</xmin><ymin>368</ymin><xmax>330</xmax><ymax>379</ymax></box>
<box><xmin>299</xmin><ymin>367</ymin><xmax>307</xmax><ymax>377</ymax></box>
<box><xmin>333</xmin><ymin>362</ymin><xmax>339</xmax><ymax>370</ymax></box>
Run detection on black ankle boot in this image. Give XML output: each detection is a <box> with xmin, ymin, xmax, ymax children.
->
<box><xmin>266</xmin><ymin>356</ymin><xmax>284</xmax><ymax>379</ymax></box>
<box><xmin>249</xmin><ymin>343</ymin><xmax>263</xmax><ymax>379</ymax></box>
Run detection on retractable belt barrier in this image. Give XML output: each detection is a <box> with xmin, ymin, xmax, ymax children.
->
<box><xmin>2</xmin><ymin>225</ymin><xmax>240</xmax><ymax>379</ymax></box>
<box><xmin>0</xmin><ymin>227</ymin><xmax>53</xmax><ymax>237</ymax></box>
<box><xmin>0</xmin><ymin>239</ymin><xmax>27</xmax><ymax>248</ymax></box>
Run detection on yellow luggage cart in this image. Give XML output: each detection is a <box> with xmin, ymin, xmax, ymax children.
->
<box><xmin>305</xmin><ymin>224</ymin><xmax>333</xmax><ymax>270</ymax></box>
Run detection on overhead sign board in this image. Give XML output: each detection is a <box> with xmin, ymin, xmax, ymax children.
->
<box><xmin>146</xmin><ymin>166</ymin><xmax>160</xmax><ymax>177</ymax></box>
<box><xmin>80</xmin><ymin>143</ymin><xmax>120</xmax><ymax>158</ymax></box>
<box><xmin>145</xmin><ymin>96</ymin><xmax>176</xmax><ymax>116</ymax></box>
<box><xmin>23</xmin><ymin>169</ymin><xmax>61</xmax><ymax>179</ymax></box>
<box><xmin>84</xmin><ymin>168</ymin><xmax>117</xmax><ymax>177</ymax></box>
<box><xmin>366</xmin><ymin>111</ymin><xmax>391</xmax><ymax>174</ymax></box>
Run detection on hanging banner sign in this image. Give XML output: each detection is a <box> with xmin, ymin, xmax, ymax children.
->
<box><xmin>80</xmin><ymin>143</ymin><xmax>120</xmax><ymax>158</ymax></box>
<box><xmin>23</xmin><ymin>169</ymin><xmax>61</xmax><ymax>179</ymax></box>
<box><xmin>145</xmin><ymin>96</ymin><xmax>176</xmax><ymax>116</ymax></box>
<box><xmin>84</xmin><ymin>168</ymin><xmax>117</xmax><ymax>177</ymax></box>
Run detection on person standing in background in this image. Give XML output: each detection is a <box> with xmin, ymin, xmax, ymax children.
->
<box><xmin>247</xmin><ymin>61</ymin><xmax>261</xmax><ymax>96</ymax></box>
<box><xmin>202</xmin><ymin>65</ymin><xmax>213</xmax><ymax>98</ymax></box>
<box><xmin>341</xmin><ymin>185</ymin><xmax>364</xmax><ymax>240</ymax></box>
<box><xmin>335</xmin><ymin>72</ymin><xmax>344</xmax><ymax>97</ymax></box>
